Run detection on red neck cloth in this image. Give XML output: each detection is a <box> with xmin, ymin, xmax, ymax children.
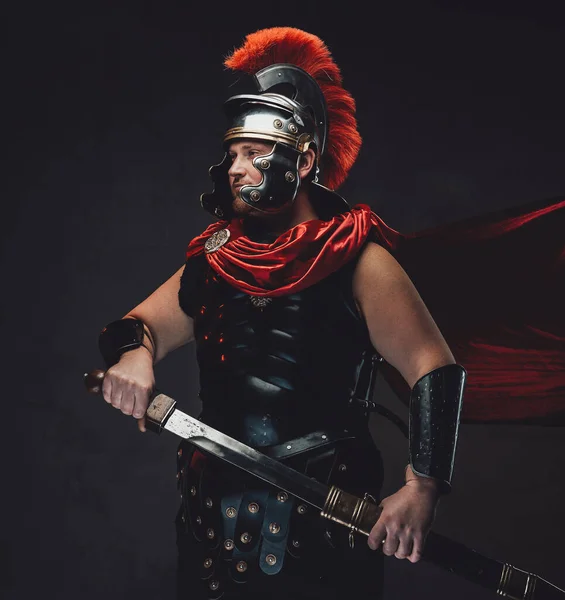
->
<box><xmin>185</xmin><ymin>204</ymin><xmax>392</xmax><ymax>297</ymax></box>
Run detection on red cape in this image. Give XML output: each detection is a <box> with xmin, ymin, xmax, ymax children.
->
<box><xmin>187</xmin><ymin>196</ymin><xmax>565</xmax><ymax>425</ymax></box>
<box><xmin>372</xmin><ymin>196</ymin><xmax>565</xmax><ymax>424</ymax></box>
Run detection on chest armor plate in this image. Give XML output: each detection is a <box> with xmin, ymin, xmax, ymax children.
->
<box><xmin>180</xmin><ymin>253</ymin><xmax>378</xmax><ymax>447</ymax></box>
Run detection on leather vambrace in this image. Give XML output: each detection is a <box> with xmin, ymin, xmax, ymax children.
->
<box><xmin>98</xmin><ymin>318</ymin><xmax>145</xmax><ymax>368</ymax></box>
<box><xmin>409</xmin><ymin>363</ymin><xmax>466</xmax><ymax>493</ymax></box>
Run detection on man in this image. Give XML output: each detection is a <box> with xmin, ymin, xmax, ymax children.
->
<box><xmin>97</xmin><ymin>28</ymin><xmax>465</xmax><ymax>599</ymax></box>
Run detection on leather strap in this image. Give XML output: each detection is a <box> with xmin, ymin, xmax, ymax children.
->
<box><xmin>261</xmin><ymin>429</ymin><xmax>355</xmax><ymax>461</ymax></box>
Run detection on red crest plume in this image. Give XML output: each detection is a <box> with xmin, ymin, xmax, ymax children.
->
<box><xmin>224</xmin><ymin>27</ymin><xmax>361</xmax><ymax>190</ymax></box>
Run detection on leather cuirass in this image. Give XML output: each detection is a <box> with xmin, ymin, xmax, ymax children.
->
<box><xmin>179</xmin><ymin>250</ymin><xmax>379</xmax><ymax>446</ymax></box>
<box><xmin>175</xmin><ymin>247</ymin><xmax>385</xmax><ymax>598</ymax></box>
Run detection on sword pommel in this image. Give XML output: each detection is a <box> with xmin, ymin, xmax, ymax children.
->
<box><xmin>84</xmin><ymin>369</ymin><xmax>105</xmax><ymax>394</ymax></box>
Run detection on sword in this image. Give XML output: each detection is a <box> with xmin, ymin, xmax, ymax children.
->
<box><xmin>84</xmin><ymin>369</ymin><xmax>564</xmax><ymax>600</ymax></box>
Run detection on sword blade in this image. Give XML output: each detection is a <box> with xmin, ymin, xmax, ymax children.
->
<box><xmin>164</xmin><ymin>406</ymin><xmax>329</xmax><ymax>510</ymax></box>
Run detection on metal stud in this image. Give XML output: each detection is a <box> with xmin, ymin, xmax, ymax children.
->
<box><xmin>265</xmin><ymin>554</ymin><xmax>277</xmax><ymax>565</ymax></box>
<box><xmin>236</xmin><ymin>561</ymin><xmax>247</xmax><ymax>572</ymax></box>
<box><xmin>203</xmin><ymin>558</ymin><xmax>212</xmax><ymax>568</ymax></box>
<box><xmin>248</xmin><ymin>502</ymin><xmax>259</xmax><ymax>513</ymax></box>
<box><xmin>177</xmin><ymin>448</ymin><xmax>183</xmax><ymax>458</ymax></box>
<box><xmin>292</xmin><ymin>539</ymin><xmax>300</xmax><ymax>548</ymax></box>
<box><xmin>206</xmin><ymin>528</ymin><xmax>215</xmax><ymax>539</ymax></box>
<box><xmin>190</xmin><ymin>486</ymin><xmax>197</xmax><ymax>496</ymax></box>
<box><xmin>240</xmin><ymin>532</ymin><xmax>252</xmax><ymax>544</ymax></box>
<box><xmin>181</xmin><ymin>514</ymin><xmax>186</xmax><ymax>523</ymax></box>
<box><xmin>249</xmin><ymin>190</ymin><xmax>261</xmax><ymax>202</ymax></box>
<box><xmin>214</xmin><ymin>207</ymin><xmax>224</xmax><ymax>218</ymax></box>
<box><xmin>205</xmin><ymin>497</ymin><xmax>213</xmax><ymax>508</ymax></box>
<box><xmin>269</xmin><ymin>522</ymin><xmax>280</xmax><ymax>534</ymax></box>
<box><xmin>338</xmin><ymin>464</ymin><xmax>347</xmax><ymax>472</ymax></box>
<box><xmin>273</xmin><ymin>118</ymin><xmax>283</xmax><ymax>129</ymax></box>
<box><xmin>196</xmin><ymin>516</ymin><xmax>202</xmax><ymax>525</ymax></box>
<box><xmin>209</xmin><ymin>580</ymin><xmax>220</xmax><ymax>591</ymax></box>
<box><xmin>226</xmin><ymin>506</ymin><xmax>237</xmax><ymax>518</ymax></box>
<box><xmin>259</xmin><ymin>159</ymin><xmax>270</xmax><ymax>169</ymax></box>
<box><xmin>277</xmin><ymin>491</ymin><xmax>288</xmax><ymax>502</ymax></box>
<box><xmin>297</xmin><ymin>504</ymin><xmax>307</xmax><ymax>515</ymax></box>
<box><xmin>284</xmin><ymin>171</ymin><xmax>296</xmax><ymax>183</ymax></box>
<box><xmin>224</xmin><ymin>538</ymin><xmax>234</xmax><ymax>550</ymax></box>
<box><xmin>288</xmin><ymin>123</ymin><xmax>298</xmax><ymax>134</ymax></box>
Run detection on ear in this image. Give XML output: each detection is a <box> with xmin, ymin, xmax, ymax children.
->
<box><xmin>298</xmin><ymin>148</ymin><xmax>317</xmax><ymax>180</ymax></box>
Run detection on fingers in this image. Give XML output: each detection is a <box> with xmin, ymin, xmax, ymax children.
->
<box><xmin>112</xmin><ymin>389</ymin><xmax>123</xmax><ymax>410</ymax></box>
<box><xmin>367</xmin><ymin>522</ymin><xmax>386</xmax><ymax>550</ymax></box>
<box><xmin>101</xmin><ymin>366</ymin><xmax>153</xmax><ymax>428</ymax></box>
<box><xmin>102</xmin><ymin>375</ymin><xmax>113</xmax><ymax>404</ymax></box>
<box><xmin>382</xmin><ymin>530</ymin><xmax>399</xmax><ymax>557</ymax></box>
<box><xmin>368</xmin><ymin>523</ymin><xmax>422</xmax><ymax>561</ymax></box>
<box><xmin>133</xmin><ymin>389</ymin><xmax>151</xmax><ymax>419</ymax></box>
<box><xmin>137</xmin><ymin>416</ymin><xmax>146</xmax><ymax>433</ymax></box>
<box><xmin>394</xmin><ymin>531</ymin><xmax>413</xmax><ymax>560</ymax></box>
<box><xmin>379</xmin><ymin>530</ymin><xmax>424</xmax><ymax>562</ymax></box>
<box><xmin>120</xmin><ymin>386</ymin><xmax>135</xmax><ymax>415</ymax></box>
<box><xmin>407</xmin><ymin>533</ymin><xmax>425</xmax><ymax>563</ymax></box>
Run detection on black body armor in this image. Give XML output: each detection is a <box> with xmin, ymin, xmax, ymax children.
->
<box><xmin>181</xmin><ymin>251</ymin><xmax>378</xmax><ymax>444</ymax></box>
<box><xmin>175</xmin><ymin>248</ymin><xmax>385</xmax><ymax>599</ymax></box>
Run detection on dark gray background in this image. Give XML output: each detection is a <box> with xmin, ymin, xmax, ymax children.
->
<box><xmin>3</xmin><ymin>1</ymin><xmax>564</xmax><ymax>598</ymax></box>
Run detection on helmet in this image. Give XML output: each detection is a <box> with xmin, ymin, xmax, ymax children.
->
<box><xmin>200</xmin><ymin>28</ymin><xmax>361</xmax><ymax>220</ymax></box>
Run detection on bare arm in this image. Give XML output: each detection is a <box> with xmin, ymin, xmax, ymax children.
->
<box><xmin>353</xmin><ymin>242</ymin><xmax>455</xmax><ymax>562</ymax></box>
<box><xmin>123</xmin><ymin>264</ymin><xmax>195</xmax><ymax>364</ymax></box>
<box><xmin>353</xmin><ymin>242</ymin><xmax>455</xmax><ymax>388</ymax></box>
<box><xmin>101</xmin><ymin>263</ymin><xmax>194</xmax><ymax>431</ymax></box>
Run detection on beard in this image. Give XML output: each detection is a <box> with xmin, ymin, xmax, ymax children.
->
<box><xmin>231</xmin><ymin>196</ymin><xmax>259</xmax><ymax>218</ymax></box>
<box><xmin>231</xmin><ymin>195</ymin><xmax>294</xmax><ymax>239</ymax></box>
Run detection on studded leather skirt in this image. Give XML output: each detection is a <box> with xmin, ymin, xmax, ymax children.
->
<box><xmin>175</xmin><ymin>432</ymin><xmax>385</xmax><ymax>599</ymax></box>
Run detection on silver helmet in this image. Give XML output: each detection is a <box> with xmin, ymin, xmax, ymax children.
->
<box><xmin>201</xmin><ymin>63</ymin><xmax>348</xmax><ymax>220</ymax></box>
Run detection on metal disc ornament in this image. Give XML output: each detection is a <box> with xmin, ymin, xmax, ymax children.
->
<box><xmin>204</xmin><ymin>229</ymin><xmax>231</xmax><ymax>254</ymax></box>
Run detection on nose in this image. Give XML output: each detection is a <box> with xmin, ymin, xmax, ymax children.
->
<box><xmin>228</xmin><ymin>155</ymin><xmax>245</xmax><ymax>179</ymax></box>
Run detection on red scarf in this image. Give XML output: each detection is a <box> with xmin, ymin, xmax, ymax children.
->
<box><xmin>185</xmin><ymin>204</ymin><xmax>387</xmax><ymax>297</ymax></box>
<box><xmin>186</xmin><ymin>198</ymin><xmax>565</xmax><ymax>425</ymax></box>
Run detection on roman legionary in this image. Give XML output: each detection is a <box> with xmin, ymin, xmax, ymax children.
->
<box><xmin>175</xmin><ymin>27</ymin><xmax>464</xmax><ymax>598</ymax></box>
<box><xmin>96</xmin><ymin>26</ymin><xmax>564</xmax><ymax>600</ymax></box>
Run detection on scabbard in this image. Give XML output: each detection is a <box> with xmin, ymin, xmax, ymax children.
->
<box><xmin>424</xmin><ymin>532</ymin><xmax>564</xmax><ymax>600</ymax></box>
<box><xmin>316</xmin><ymin>487</ymin><xmax>564</xmax><ymax>599</ymax></box>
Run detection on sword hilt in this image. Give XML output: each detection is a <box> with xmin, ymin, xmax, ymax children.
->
<box><xmin>321</xmin><ymin>485</ymin><xmax>382</xmax><ymax>537</ymax></box>
<box><xmin>82</xmin><ymin>369</ymin><xmax>175</xmax><ymax>434</ymax></box>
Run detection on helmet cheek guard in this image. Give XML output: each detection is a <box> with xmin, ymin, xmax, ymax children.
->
<box><xmin>200</xmin><ymin>153</ymin><xmax>233</xmax><ymax>220</ymax></box>
<box><xmin>200</xmin><ymin>143</ymin><xmax>303</xmax><ymax>218</ymax></box>
<box><xmin>240</xmin><ymin>143</ymin><xmax>301</xmax><ymax>213</ymax></box>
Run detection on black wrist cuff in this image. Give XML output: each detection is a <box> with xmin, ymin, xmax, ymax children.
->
<box><xmin>409</xmin><ymin>363</ymin><xmax>466</xmax><ymax>494</ymax></box>
<box><xmin>98</xmin><ymin>318</ymin><xmax>144</xmax><ymax>368</ymax></box>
